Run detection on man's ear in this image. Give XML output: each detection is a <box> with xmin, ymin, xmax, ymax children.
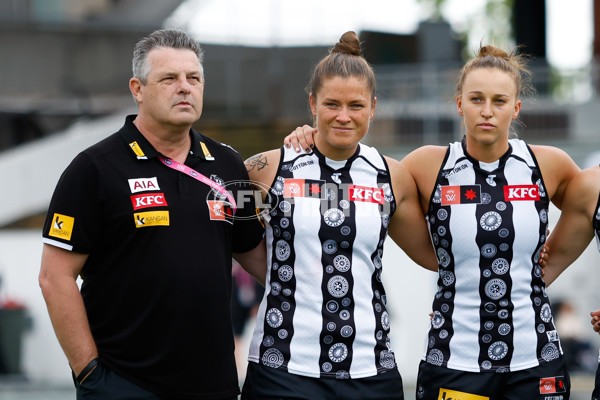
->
<box><xmin>130</xmin><ymin>78</ymin><xmax>143</xmax><ymax>103</ymax></box>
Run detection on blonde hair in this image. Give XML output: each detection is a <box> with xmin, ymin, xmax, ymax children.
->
<box><xmin>456</xmin><ymin>44</ymin><xmax>533</xmax><ymax>99</ymax></box>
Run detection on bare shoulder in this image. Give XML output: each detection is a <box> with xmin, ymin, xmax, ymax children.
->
<box><xmin>529</xmin><ymin>144</ymin><xmax>578</xmax><ymax>173</ymax></box>
<box><xmin>244</xmin><ymin>149</ymin><xmax>280</xmax><ymax>184</ymax></box>
<box><xmin>384</xmin><ymin>156</ymin><xmax>410</xmax><ymax>182</ymax></box>
<box><xmin>401</xmin><ymin>145</ymin><xmax>446</xmax><ymax>170</ymax></box>
<box><xmin>529</xmin><ymin>144</ymin><xmax>580</xmax><ymax>184</ymax></box>
<box><xmin>529</xmin><ymin>144</ymin><xmax>574</xmax><ymax>162</ymax></box>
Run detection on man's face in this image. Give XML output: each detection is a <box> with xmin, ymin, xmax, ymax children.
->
<box><xmin>133</xmin><ymin>47</ymin><xmax>204</xmax><ymax>129</ymax></box>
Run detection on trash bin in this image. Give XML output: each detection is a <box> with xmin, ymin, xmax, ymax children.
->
<box><xmin>0</xmin><ymin>301</ymin><xmax>30</xmax><ymax>375</ymax></box>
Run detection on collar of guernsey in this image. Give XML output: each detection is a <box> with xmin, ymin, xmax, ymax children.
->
<box><xmin>119</xmin><ymin>116</ymin><xmax>237</xmax><ymax>212</ymax></box>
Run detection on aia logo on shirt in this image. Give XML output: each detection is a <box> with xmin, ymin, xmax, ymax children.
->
<box><xmin>440</xmin><ymin>185</ymin><xmax>481</xmax><ymax>205</ymax></box>
<box><xmin>128</xmin><ymin>177</ymin><xmax>160</xmax><ymax>193</ymax></box>
<box><xmin>130</xmin><ymin>193</ymin><xmax>167</xmax><ymax>210</ymax></box>
<box><xmin>349</xmin><ymin>185</ymin><xmax>384</xmax><ymax>205</ymax></box>
<box><xmin>539</xmin><ymin>376</ymin><xmax>567</xmax><ymax>394</ymax></box>
<box><xmin>504</xmin><ymin>185</ymin><xmax>539</xmax><ymax>201</ymax></box>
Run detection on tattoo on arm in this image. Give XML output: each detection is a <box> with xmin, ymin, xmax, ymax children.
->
<box><xmin>245</xmin><ymin>154</ymin><xmax>268</xmax><ymax>172</ymax></box>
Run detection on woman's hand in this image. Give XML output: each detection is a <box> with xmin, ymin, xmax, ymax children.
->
<box><xmin>283</xmin><ymin>125</ymin><xmax>317</xmax><ymax>153</ymax></box>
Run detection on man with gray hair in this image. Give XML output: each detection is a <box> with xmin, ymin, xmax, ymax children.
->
<box><xmin>39</xmin><ymin>29</ymin><xmax>266</xmax><ymax>400</ymax></box>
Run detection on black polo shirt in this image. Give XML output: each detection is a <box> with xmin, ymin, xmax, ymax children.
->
<box><xmin>42</xmin><ymin>115</ymin><xmax>264</xmax><ymax>399</ymax></box>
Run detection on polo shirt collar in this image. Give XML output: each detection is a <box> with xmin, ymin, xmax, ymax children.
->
<box><xmin>120</xmin><ymin>114</ymin><xmax>214</xmax><ymax>161</ymax></box>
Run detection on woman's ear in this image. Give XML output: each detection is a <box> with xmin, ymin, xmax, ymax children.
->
<box><xmin>512</xmin><ymin>99</ymin><xmax>522</xmax><ymax>120</ymax></box>
<box><xmin>370</xmin><ymin>96</ymin><xmax>377</xmax><ymax>120</ymax></box>
<box><xmin>309</xmin><ymin>93</ymin><xmax>317</xmax><ymax>116</ymax></box>
<box><xmin>456</xmin><ymin>96</ymin><xmax>463</xmax><ymax>116</ymax></box>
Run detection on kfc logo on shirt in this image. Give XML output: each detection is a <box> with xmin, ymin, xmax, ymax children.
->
<box><xmin>128</xmin><ymin>177</ymin><xmax>160</xmax><ymax>193</ymax></box>
<box><xmin>349</xmin><ymin>185</ymin><xmax>384</xmax><ymax>205</ymax></box>
<box><xmin>504</xmin><ymin>185</ymin><xmax>539</xmax><ymax>201</ymax></box>
<box><xmin>130</xmin><ymin>193</ymin><xmax>167</xmax><ymax>210</ymax></box>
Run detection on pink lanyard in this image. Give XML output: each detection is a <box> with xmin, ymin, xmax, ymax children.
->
<box><xmin>158</xmin><ymin>156</ymin><xmax>237</xmax><ymax>213</ymax></box>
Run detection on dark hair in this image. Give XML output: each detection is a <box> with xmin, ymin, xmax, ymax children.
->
<box><xmin>132</xmin><ymin>29</ymin><xmax>204</xmax><ymax>84</ymax></box>
<box><xmin>308</xmin><ymin>31</ymin><xmax>376</xmax><ymax>99</ymax></box>
<box><xmin>456</xmin><ymin>44</ymin><xmax>532</xmax><ymax>99</ymax></box>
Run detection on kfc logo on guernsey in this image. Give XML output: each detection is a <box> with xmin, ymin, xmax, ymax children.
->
<box><xmin>130</xmin><ymin>193</ymin><xmax>167</xmax><ymax>210</ymax></box>
<box><xmin>504</xmin><ymin>185</ymin><xmax>540</xmax><ymax>201</ymax></box>
<box><xmin>349</xmin><ymin>185</ymin><xmax>385</xmax><ymax>205</ymax></box>
<box><xmin>128</xmin><ymin>177</ymin><xmax>160</xmax><ymax>193</ymax></box>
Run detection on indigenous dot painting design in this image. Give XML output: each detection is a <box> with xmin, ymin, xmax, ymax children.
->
<box><xmin>424</xmin><ymin>139</ymin><xmax>560</xmax><ymax>372</ymax></box>
<box><xmin>256</xmin><ymin>145</ymin><xmax>397</xmax><ymax>379</ymax></box>
<box><xmin>594</xmin><ymin>186</ymin><xmax>600</xmax><ymax>252</ymax></box>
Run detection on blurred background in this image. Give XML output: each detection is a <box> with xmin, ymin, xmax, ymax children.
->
<box><xmin>0</xmin><ymin>0</ymin><xmax>600</xmax><ymax>398</ymax></box>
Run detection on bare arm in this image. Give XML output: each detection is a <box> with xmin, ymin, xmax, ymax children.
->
<box><xmin>531</xmin><ymin>145</ymin><xmax>581</xmax><ymax>210</ymax></box>
<box><xmin>386</xmin><ymin>156</ymin><xmax>438</xmax><ymax>271</ymax></box>
<box><xmin>543</xmin><ymin>167</ymin><xmax>599</xmax><ymax>285</ymax></box>
<box><xmin>233</xmin><ymin>237</ymin><xmax>267</xmax><ymax>286</ymax></box>
<box><xmin>38</xmin><ymin>244</ymin><xmax>97</xmax><ymax>376</ymax></box>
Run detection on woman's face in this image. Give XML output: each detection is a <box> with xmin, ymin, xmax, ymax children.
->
<box><xmin>310</xmin><ymin>75</ymin><xmax>376</xmax><ymax>160</ymax></box>
<box><xmin>457</xmin><ymin>67</ymin><xmax>521</xmax><ymax>149</ymax></box>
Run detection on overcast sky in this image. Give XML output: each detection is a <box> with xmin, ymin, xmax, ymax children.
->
<box><xmin>166</xmin><ymin>0</ymin><xmax>593</xmax><ymax>70</ymax></box>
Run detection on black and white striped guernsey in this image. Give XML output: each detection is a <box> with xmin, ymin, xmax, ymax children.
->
<box><xmin>594</xmin><ymin>169</ymin><xmax>600</xmax><ymax>250</ymax></box>
<box><xmin>424</xmin><ymin>138</ymin><xmax>563</xmax><ymax>373</ymax></box>
<box><xmin>248</xmin><ymin>143</ymin><xmax>397</xmax><ymax>379</ymax></box>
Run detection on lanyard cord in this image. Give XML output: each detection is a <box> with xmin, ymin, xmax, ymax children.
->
<box><xmin>158</xmin><ymin>156</ymin><xmax>237</xmax><ymax>213</ymax></box>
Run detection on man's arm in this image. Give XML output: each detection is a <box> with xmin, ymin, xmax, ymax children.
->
<box><xmin>543</xmin><ymin>167</ymin><xmax>600</xmax><ymax>286</ymax></box>
<box><xmin>233</xmin><ymin>238</ymin><xmax>267</xmax><ymax>286</ymax></box>
<box><xmin>38</xmin><ymin>244</ymin><xmax>97</xmax><ymax>376</ymax></box>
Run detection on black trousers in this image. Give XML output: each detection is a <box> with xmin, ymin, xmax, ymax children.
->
<box><xmin>241</xmin><ymin>361</ymin><xmax>404</xmax><ymax>400</ymax></box>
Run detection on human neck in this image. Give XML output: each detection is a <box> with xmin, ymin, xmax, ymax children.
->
<box><xmin>314</xmin><ymin>136</ymin><xmax>357</xmax><ymax>161</ymax></box>
<box><xmin>464</xmin><ymin>136</ymin><xmax>509</xmax><ymax>163</ymax></box>
<box><xmin>134</xmin><ymin>117</ymin><xmax>191</xmax><ymax>163</ymax></box>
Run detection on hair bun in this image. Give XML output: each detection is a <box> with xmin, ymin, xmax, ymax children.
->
<box><xmin>331</xmin><ymin>31</ymin><xmax>362</xmax><ymax>57</ymax></box>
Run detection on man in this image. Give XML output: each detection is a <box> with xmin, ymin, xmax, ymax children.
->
<box><xmin>39</xmin><ymin>29</ymin><xmax>266</xmax><ymax>400</ymax></box>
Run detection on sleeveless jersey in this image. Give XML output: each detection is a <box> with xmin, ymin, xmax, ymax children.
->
<box><xmin>248</xmin><ymin>144</ymin><xmax>397</xmax><ymax>379</ymax></box>
<box><xmin>423</xmin><ymin>138</ymin><xmax>563</xmax><ymax>373</ymax></box>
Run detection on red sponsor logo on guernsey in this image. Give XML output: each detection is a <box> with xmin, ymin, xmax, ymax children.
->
<box><xmin>130</xmin><ymin>193</ymin><xmax>167</xmax><ymax>210</ymax></box>
<box><xmin>504</xmin><ymin>185</ymin><xmax>539</xmax><ymax>201</ymax></box>
<box><xmin>349</xmin><ymin>185</ymin><xmax>385</xmax><ymax>205</ymax></box>
<box><xmin>283</xmin><ymin>179</ymin><xmax>305</xmax><ymax>197</ymax></box>
<box><xmin>539</xmin><ymin>376</ymin><xmax>567</xmax><ymax>394</ymax></box>
<box><xmin>440</xmin><ymin>185</ymin><xmax>481</xmax><ymax>205</ymax></box>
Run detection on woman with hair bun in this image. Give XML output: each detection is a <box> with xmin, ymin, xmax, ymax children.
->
<box><xmin>241</xmin><ymin>31</ymin><xmax>438</xmax><ymax>399</ymax></box>
<box><xmin>288</xmin><ymin>43</ymin><xmax>581</xmax><ymax>399</ymax></box>
<box><xmin>401</xmin><ymin>44</ymin><xmax>579</xmax><ymax>399</ymax></box>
